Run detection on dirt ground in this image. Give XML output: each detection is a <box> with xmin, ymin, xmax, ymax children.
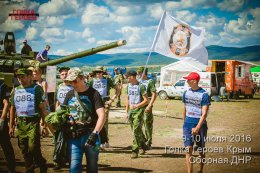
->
<box><xmin>1</xmin><ymin>94</ymin><xmax>260</xmax><ymax>173</ymax></box>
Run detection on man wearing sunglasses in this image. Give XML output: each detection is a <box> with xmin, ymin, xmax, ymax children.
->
<box><xmin>182</xmin><ymin>72</ymin><xmax>210</xmax><ymax>173</ymax></box>
<box><xmin>63</xmin><ymin>67</ymin><xmax>105</xmax><ymax>173</ymax></box>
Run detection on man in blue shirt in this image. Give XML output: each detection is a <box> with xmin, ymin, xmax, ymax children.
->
<box><xmin>36</xmin><ymin>45</ymin><xmax>50</xmax><ymax>63</ymax></box>
<box><xmin>182</xmin><ymin>72</ymin><xmax>210</xmax><ymax>173</ymax></box>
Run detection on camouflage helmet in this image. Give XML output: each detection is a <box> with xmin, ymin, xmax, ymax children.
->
<box><xmin>15</xmin><ymin>68</ymin><xmax>32</xmax><ymax>75</ymax></box>
<box><xmin>93</xmin><ymin>66</ymin><xmax>104</xmax><ymax>72</ymax></box>
<box><xmin>65</xmin><ymin>67</ymin><xmax>84</xmax><ymax>81</ymax></box>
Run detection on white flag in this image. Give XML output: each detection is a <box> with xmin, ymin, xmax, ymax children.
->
<box><xmin>151</xmin><ymin>11</ymin><xmax>208</xmax><ymax>65</ymax></box>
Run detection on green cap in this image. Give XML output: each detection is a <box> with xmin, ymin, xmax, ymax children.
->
<box><xmin>137</xmin><ymin>66</ymin><xmax>148</xmax><ymax>73</ymax></box>
<box><xmin>16</xmin><ymin>68</ymin><xmax>32</xmax><ymax>75</ymax></box>
<box><xmin>93</xmin><ymin>66</ymin><xmax>104</xmax><ymax>72</ymax></box>
<box><xmin>58</xmin><ymin>66</ymin><xmax>70</xmax><ymax>73</ymax></box>
<box><xmin>65</xmin><ymin>67</ymin><xmax>84</xmax><ymax>81</ymax></box>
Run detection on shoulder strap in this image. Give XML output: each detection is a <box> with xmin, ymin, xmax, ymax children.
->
<box><xmin>74</xmin><ymin>90</ymin><xmax>91</xmax><ymax>115</ymax></box>
<box><xmin>74</xmin><ymin>90</ymin><xmax>92</xmax><ymax>124</ymax></box>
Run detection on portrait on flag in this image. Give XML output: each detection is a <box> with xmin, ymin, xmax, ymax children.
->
<box><xmin>151</xmin><ymin>11</ymin><xmax>208</xmax><ymax>65</ymax></box>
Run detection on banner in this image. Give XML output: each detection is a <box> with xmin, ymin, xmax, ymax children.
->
<box><xmin>151</xmin><ymin>11</ymin><xmax>208</xmax><ymax>65</ymax></box>
<box><xmin>46</xmin><ymin>66</ymin><xmax>57</xmax><ymax>92</ymax></box>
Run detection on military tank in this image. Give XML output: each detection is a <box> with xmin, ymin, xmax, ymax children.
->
<box><xmin>0</xmin><ymin>32</ymin><xmax>127</xmax><ymax>87</ymax></box>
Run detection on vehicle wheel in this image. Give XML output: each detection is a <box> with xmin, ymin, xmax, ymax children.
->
<box><xmin>249</xmin><ymin>94</ymin><xmax>254</xmax><ymax>99</ymax></box>
<box><xmin>229</xmin><ymin>92</ymin><xmax>233</xmax><ymax>99</ymax></box>
<box><xmin>158</xmin><ymin>91</ymin><xmax>168</xmax><ymax>100</ymax></box>
<box><xmin>234</xmin><ymin>91</ymin><xmax>239</xmax><ymax>99</ymax></box>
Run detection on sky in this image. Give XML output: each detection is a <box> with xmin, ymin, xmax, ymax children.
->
<box><xmin>0</xmin><ymin>0</ymin><xmax>259</xmax><ymax>56</ymax></box>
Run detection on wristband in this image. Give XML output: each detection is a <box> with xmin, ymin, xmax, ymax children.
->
<box><xmin>93</xmin><ymin>131</ymin><xmax>99</xmax><ymax>135</ymax></box>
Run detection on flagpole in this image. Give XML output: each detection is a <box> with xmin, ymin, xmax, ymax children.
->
<box><xmin>141</xmin><ymin>10</ymin><xmax>166</xmax><ymax>80</ymax></box>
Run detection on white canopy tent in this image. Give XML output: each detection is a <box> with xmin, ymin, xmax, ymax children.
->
<box><xmin>160</xmin><ymin>59</ymin><xmax>207</xmax><ymax>87</ymax></box>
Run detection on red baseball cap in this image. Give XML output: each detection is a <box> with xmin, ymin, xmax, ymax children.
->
<box><xmin>183</xmin><ymin>72</ymin><xmax>200</xmax><ymax>81</ymax></box>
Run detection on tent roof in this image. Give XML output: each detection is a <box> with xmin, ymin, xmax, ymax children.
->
<box><xmin>161</xmin><ymin>59</ymin><xmax>207</xmax><ymax>72</ymax></box>
<box><xmin>251</xmin><ymin>66</ymin><xmax>260</xmax><ymax>72</ymax></box>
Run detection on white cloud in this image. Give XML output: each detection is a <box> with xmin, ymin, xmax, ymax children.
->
<box><xmin>175</xmin><ymin>10</ymin><xmax>197</xmax><ymax>23</ymax></box>
<box><xmin>40</xmin><ymin>28</ymin><xmax>83</xmax><ymax>44</ymax></box>
<box><xmin>87</xmin><ymin>37</ymin><xmax>96</xmax><ymax>44</ymax></box>
<box><xmin>102</xmin><ymin>47</ymin><xmax>149</xmax><ymax>54</ymax></box>
<box><xmin>81</xmin><ymin>3</ymin><xmax>112</xmax><ymax>25</ymax></box>
<box><xmin>115</xmin><ymin>6</ymin><xmax>132</xmax><ymax>16</ymax></box>
<box><xmin>116</xmin><ymin>26</ymin><xmax>156</xmax><ymax>46</ymax></box>
<box><xmin>218</xmin><ymin>9</ymin><xmax>260</xmax><ymax>46</ymax></box>
<box><xmin>45</xmin><ymin>16</ymin><xmax>64</xmax><ymax>26</ymax></box>
<box><xmin>53</xmin><ymin>49</ymin><xmax>74</xmax><ymax>56</ymax></box>
<box><xmin>218</xmin><ymin>0</ymin><xmax>244</xmax><ymax>12</ymax></box>
<box><xmin>219</xmin><ymin>32</ymin><xmax>240</xmax><ymax>43</ymax></box>
<box><xmin>165</xmin><ymin>1</ymin><xmax>182</xmax><ymax>9</ymax></box>
<box><xmin>40</xmin><ymin>28</ymin><xmax>63</xmax><ymax>38</ymax></box>
<box><xmin>196</xmin><ymin>14</ymin><xmax>225</xmax><ymax>31</ymax></box>
<box><xmin>96</xmin><ymin>40</ymin><xmax>116</xmax><ymax>45</ymax></box>
<box><xmin>116</xmin><ymin>26</ymin><xmax>142</xmax><ymax>44</ymax></box>
<box><xmin>25</xmin><ymin>26</ymin><xmax>38</xmax><ymax>40</ymax></box>
<box><xmin>82</xmin><ymin>28</ymin><xmax>92</xmax><ymax>38</ymax></box>
<box><xmin>0</xmin><ymin>19</ymin><xmax>24</xmax><ymax>32</ymax></box>
<box><xmin>64</xmin><ymin>29</ymin><xmax>81</xmax><ymax>39</ymax></box>
<box><xmin>147</xmin><ymin>3</ymin><xmax>164</xmax><ymax>20</ymax></box>
<box><xmin>38</xmin><ymin>0</ymin><xmax>79</xmax><ymax>16</ymax></box>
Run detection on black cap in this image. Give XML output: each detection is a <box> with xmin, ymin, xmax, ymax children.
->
<box><xmin>126</xmin><ymin>70</ymin><xmax>137</xmax><ymax>77</ymax></box>
<box><xmin>58</xmin><ymin>66</ymin><xmax>70</xmax><ymax>73</ymax></box>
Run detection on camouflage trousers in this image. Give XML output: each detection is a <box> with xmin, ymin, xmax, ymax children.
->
<box><xmin>16</xmin><ymin>117</ymin><xmax>47</xmax><ymax>173</ymax></box>
<box><xmin>0</xmin><ymin>119</ymin><xmax>15</xmax><ymax>172</ymax></box>
<box><xmin>143</xmin><ymin>109</ymin><xmax>154</xmax><ymax>146</ymax></box>
<box><xmin>115</xmin><ymin>85</ymin><xmax>122</xmax><ymax>107</ymax></box>
<box><xmin>104</xmin><ymin>103</ymin><xmax>110</xmax><ymax>141</ymax></box>
<box><xmin>129</xmin><ymin>108</ymin><xmax>146</xmax><ymax>152</ymax></box>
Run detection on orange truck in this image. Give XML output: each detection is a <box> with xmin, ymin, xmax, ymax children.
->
<box><xmin>206</xmin><ymin>60</ymin><xmax>255</xmax><ymax>99</ymax></box>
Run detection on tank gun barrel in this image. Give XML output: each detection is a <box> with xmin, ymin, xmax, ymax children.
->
<box><xmin>39</xmin><ymin>40</ymin><xmax>126</xmax><ymax>67</ymax></box>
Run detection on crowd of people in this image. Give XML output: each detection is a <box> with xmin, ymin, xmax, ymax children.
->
<box><xmin>0</xmin><ymin>39</ymin><xmax>210</xmax><ymax>173</ymax></box>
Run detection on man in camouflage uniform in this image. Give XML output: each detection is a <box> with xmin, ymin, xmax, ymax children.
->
<box><xmin>113</xmin><ymin>67</ymin><xmax>124</xmax><ymax>108</ymax></box>
<box><xmin>88</xmin><ymin>66</ymin><xmax>118</xmax><ymax>148</ymax></box>
<box><xmin>0</xmin><ymin>79</ymin><xmax>15</xmax><ymax>173</ymax></box>
<box><xmin>53</xmin><ymin>66</ymin><xmax>73</xmax><ymax>170</ymax></box>
<box><xmin>125</xmin><ymin>70</ymin><xmax>148</xmax><ymax>158</ymax></box>
<box><xmin>9</xmin><ymin>68</ymin><xmax>49</xmax><ymax>173</ymax></box>
<box><xmin>56</xmin><ymin>66</ymin><xmax>73</xmax><ymax>110</ymax></box>
<box><xmin>137</xmin><ymin>67</ymin><xmax>157</xmax><ymax>149</ymax></box>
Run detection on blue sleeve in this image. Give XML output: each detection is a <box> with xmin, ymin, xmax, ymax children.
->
<box><xmin>182</xmin><ymin>91</ymin><xmax>186</xmax><ymax>103</ymax></box>
<box><xmin>42</xmin><ymin>50</ymin><xmax>48</xmax><ymax>56</ymax></box>
<box><xmin>201</xmin><ymin>93</ymin><xmax>211</xmax><ymax>106</ymax></box>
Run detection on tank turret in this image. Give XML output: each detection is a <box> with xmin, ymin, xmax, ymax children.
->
<box><xmin>0</xmin><ymin>32</ymin><xmax>127</xmax><ymax>87</ymax></box>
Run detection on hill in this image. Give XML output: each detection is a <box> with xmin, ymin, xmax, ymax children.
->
<box><xmin>49</xmin><ymin>45</ymin><xmax>260</xmax><ymax>67</ymax></box>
